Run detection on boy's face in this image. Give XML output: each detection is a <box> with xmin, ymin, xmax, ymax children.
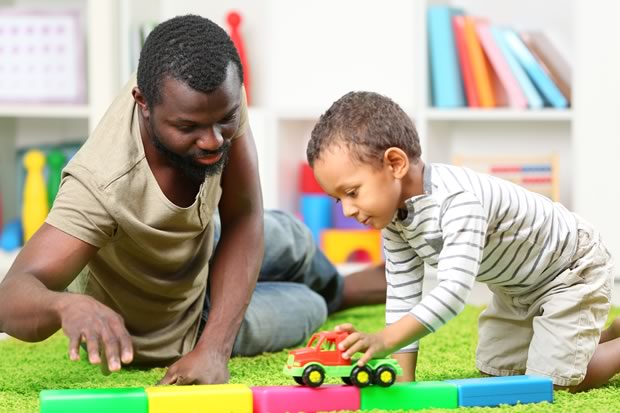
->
<box><xmin>313</xmin><ymin>145</ymin><xmax>402</xmax><ymax>230</ymax></box>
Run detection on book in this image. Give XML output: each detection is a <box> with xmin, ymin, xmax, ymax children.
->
<box><xmin>453</xmin><ymin>15</ymin><xmax>479</xmax><ymax>107</ymax></box>
<box><xmin>521</xmin><ymin>31</ymin><xmax>571</xmax><ymax>104</ymax></box>
<box><xmin>503</xmin><ymin>29</ymin><xmax>568</xmax><ymax>108</ymax></box>
<box><xmin>476</xmin><ymin>21</ymin><xmax>527</xmax><ymax>109</ymax></box>
<box><xmin>427</xmin><ymin>6</ymin><xmax>465</xmax><ymax>107</ymax></box>
<box><xmin>462</xmin><ymin>16</ymin><xmax>495</xmax><ymax>107</ymax></box>
<box><xmin>491</xmin><ymin>26</ymin><xmax>543</xmax><ymax>109</ymax></box>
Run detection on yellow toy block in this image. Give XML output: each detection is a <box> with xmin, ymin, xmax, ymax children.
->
<box><xmin>145</xmin><ymin>383</ymin><xmax>252</xmax><ymax>413</ymax></box>
<box><xmin>321</xmin><ymin>229</ymin><xmax>383</xmax><ymax>264</ymax></box>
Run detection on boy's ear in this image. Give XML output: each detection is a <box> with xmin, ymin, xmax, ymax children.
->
<box><xmin>383</xmin><ymin>147</ymin><xmax>409</xmax><ymax>179</ymax></box>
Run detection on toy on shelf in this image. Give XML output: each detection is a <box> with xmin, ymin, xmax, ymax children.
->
<box><xmin>226</xmin><ymin>11</ymin><xmax>251</xmax><ymax>105</ymax></box>
<box><xmin>46</xmin><ymin>149</ymin><xmax>66</xmax><ymax>208</ymax></box>
<box><xmin>0</xmin><ymin>218</ymin><xmax>22</xmax><ymax>251</ymax></box>
<box><xmin>453</xmin><ymin>154</ymin><xmax>559</xmax><ymax>201</ymax></box>
<box><xmin>22</xmin><ymin>150</ymin><xmax>49</xmax><ymax>242</ymax></box>
<box><xmin>321</xmin><ymin>229</ymin><xmax>383</xmax><ymax>265</ymax></box>
<box><xmin>282</xmin><ymin>330</ymin><xmax>402</xmax><ymax>388</ymax></box>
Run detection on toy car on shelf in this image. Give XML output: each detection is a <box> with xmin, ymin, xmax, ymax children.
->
<box><xmin>282</xmin><ymin>330</ymin><xmax>403</xmax><ymax>388</ymax></box>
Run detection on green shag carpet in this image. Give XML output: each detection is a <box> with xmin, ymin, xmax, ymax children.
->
<box><xmin>1</xmin><ymin>305</ymin><xmax>620</xmax><ymax>412</ymax></box>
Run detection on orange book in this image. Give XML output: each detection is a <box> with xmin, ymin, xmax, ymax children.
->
<box><xmin>462</xmin><ymin>16</ymin><xmax>495</xmax><ymax>107</ymax></box>
<box><xmin>453</xmin><ymin>15</ymin><xmax>479</xmax><ymax>107</ymax></box>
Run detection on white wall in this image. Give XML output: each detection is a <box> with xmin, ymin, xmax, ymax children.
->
<box><xmin>573</xmin><ymin>0</ymin><xmax>620</xmax><ymax>273</ymax></box>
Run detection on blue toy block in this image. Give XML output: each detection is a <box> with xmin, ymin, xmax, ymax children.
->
<box><xmin>0</xmin><ymin>218</ymin><xmax>22</xmax><ymax>251</ymax></box>
<box><xmin>300</xmin><ymin>194</ymin><xmax>333</xmax><ymax>242</ymax></box>
<box><xmin>446</xmin><ymin>375</ymin><xmax>553</xmax><ymax>407</ymax></box>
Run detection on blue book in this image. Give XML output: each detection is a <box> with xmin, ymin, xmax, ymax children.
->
<box><xmin>503</xmin><ymin>29</ymin><xmax>568</xmax><ymax>108</ymax></box>
<box><xmin>427</xmin><ymin>6</ymin><xmax>465</xmax><ymax>107</ymax></box>
<box><xmin>491</xmin><ymin>26</ymin><xmax>544</xmax><ymax>109</ymax></box>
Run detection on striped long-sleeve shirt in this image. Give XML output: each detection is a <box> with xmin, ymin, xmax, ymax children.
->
<box><xmin>384</xmin><ymin>163</ymin><xmax>577</xmax><ymax>352</ymax></box>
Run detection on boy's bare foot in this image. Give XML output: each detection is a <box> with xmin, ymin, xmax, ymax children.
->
<box><xmin>338</xmin><ymin>262</ymin><xmax>386</xmax><ymax>311</ymax></box>
<box><xmin>600</xmin><ymin>317</ymin><xmax>620</xmax><ymax>343</ymax></box>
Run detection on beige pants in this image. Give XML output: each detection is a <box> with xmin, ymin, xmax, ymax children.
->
<box><xmin>476</xmin><ymin>215</ymin><xmax>614</xmax><ymax>386</ymax></box>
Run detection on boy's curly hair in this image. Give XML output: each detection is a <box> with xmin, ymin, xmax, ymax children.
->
<box><xmin>307</xmin><ymin>91</ymin><xmax>421</xmax><ymax>168</ymax></box>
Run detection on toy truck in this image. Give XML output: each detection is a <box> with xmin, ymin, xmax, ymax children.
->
<box><xmin>283</xmin><ymin>330</ymin><xmax>403</xmax><ymax>388</ymax></box>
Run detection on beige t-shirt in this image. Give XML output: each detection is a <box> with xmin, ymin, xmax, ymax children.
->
<box><xmin>46</xmin><ymin>77</ymin><xmax>248</xmax><ymax>365</ymax></box>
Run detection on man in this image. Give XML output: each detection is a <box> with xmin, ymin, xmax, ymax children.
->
<box><xmin>0</xmin><ymin>15</ymin><xmax>385</xmax><ymax>385</ymax></box>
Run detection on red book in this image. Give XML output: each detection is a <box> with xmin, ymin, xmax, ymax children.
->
<box><xmin>452</xmin><ymin>15</ymin><xmax>479</xmax><ymax>107</ymax></box>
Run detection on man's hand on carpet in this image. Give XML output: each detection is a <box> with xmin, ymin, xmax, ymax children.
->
<box><xmin>58</xmin><ymin>294</ymin><xmax>133</xmax><ymax>373</ymax></box>
<box><xmin>158</xmin><ymin>348</ymin><xmax>230</xmax><ymax>385</ymax></box>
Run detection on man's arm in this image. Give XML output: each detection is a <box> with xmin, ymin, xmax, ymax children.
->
<box><xmin>0</xmin><ymin>223</ymin><xmax>133</xmax><ymax>370</ymax></box>
<box><xmin>159</xmin><ymin>125</ymin><xmax>264</xmax><ymax>385</ymax></box>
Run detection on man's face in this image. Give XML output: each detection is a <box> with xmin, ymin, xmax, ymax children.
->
<box><xmin>143</xmin><ymin>65</ymin><xmax>242</xmax><ymax>181</ymax></box>
<box><xmin>313</xmin><ymin>144</ymin><xmax>402</xmax><ymax>230</ymax></box>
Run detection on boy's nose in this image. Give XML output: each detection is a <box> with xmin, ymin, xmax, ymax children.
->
<box><xmin>342</xmin><ymin>201</ymin><xmax>358</xmax><ymax>218</ymax></box>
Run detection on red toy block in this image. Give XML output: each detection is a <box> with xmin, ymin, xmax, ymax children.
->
<box><xmin>252</xmin><ymin>385</ymin><xmax>360</xmax><ymax>413</ymax></box>
<box><xmin>300</xmin><ymin>163</ymin><xmax>325</xmax><ymax>194</ymax></box>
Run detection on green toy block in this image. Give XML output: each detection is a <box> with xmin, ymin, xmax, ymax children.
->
<box><xmin>361</xmin><ymin>381</ymin><xmax>458</xmax><ymax>410</ymax></box>
<box><xmin>40</xmin><ymin>388</ymin><xmax>148</xmax><ymax>413</ymax></box>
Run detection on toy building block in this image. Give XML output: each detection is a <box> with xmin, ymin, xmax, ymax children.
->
<box><xmin>332</xmin><ymin>202</ymin><xmax>365</xmax><ymax>230</ymax></box>
<box><xmin>40</xmin><ymin>388</ymin><xmax>148</xmax><ymax>413</ymax></box>
<box><xmin>145</xmin><ymin>384</ymin><xmax>252</xmax><ymax>413</ymax></box>
<box><xmin>299</xmin><ymin>163</ymin><xmax>324</xmax><ymax>194</ymax></box>
<box><xmin>446</xmin><ymin>375</ymin><xmax>553</xmax><ymax>407</ymax></box>
<box><xmin>253</xmin><ymin>385</ymin><xmax>360</xmax><ymax>413</ymax></box>
<box><xmin>300</xmin><ymin>194</ymin><xmax>333</xmax><ymax>242</ymax></box>
<box><xmin>360</xmin><ymin>381</ymin><xmax>458</xmax><ymax>411</ymax></box>
<box><xmin>321</xmin><ymin>229</ymin><xmax>382</xmax><ymax>264</ymax></box>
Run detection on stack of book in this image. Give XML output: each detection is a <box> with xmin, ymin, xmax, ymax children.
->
<box><xmin>428</xmin><ymin>6</ymin><xmax>571</xmax><ymax>109</ymax></box>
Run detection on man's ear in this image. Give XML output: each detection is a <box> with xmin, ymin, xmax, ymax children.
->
<box><xmin>132</xmin><ymin>87</ymin><xmax>150</xmax><ymax>119</ymax></box>
<box><xmin>383</xmin><ymin>147</ymin><xmax>409</xmax><ymax>179</ymax></box>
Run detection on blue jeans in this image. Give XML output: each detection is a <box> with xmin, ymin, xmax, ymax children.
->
<box><xmin>202</xmin><ymin>210</ymin><xmax>344</xmax><ymax>356</ymax></box>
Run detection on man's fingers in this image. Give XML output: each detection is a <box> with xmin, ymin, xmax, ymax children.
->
<box><xmin>158</xmin><ymin>368</ymin><xmax>178</xmax><ymax>385</ymax></box>
<box><xmin>84</xmin><ymin>333</ymin><xmax>102</xmax><ymax>364</ymax></box>
<box><xmin>67</xmin><ymin>333</ymin><xmax>81</xmax><ymax>361</ymax></box>
<box><xmin>118</xmin><ymin>332</ymin><xmax>134</xmax><ymax>364</ymax></box>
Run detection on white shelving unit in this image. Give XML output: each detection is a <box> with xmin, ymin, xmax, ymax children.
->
<box><xmin>0</xmin><ymin>0</ymin><xmax>619</xmax><ymax>274</ymax></box>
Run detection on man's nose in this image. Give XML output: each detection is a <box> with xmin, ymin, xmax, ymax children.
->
<box><xmin>196</xmin><ymin>127</ymin><xmax>224</xmax><ymax>151</ymax></box>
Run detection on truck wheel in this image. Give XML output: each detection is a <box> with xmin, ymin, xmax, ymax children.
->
<box><xmin>374</xmin><ymin>365</ymin><xmax>397</xmax><ymax>387</ymax></box>
<box><xmin>294</xmin><ymin>376</ymin><xmax>304</xmax><ymax>385</ymax></box>
<box><xmin>302</xmin><ymin>365</ymin><xmax>325</xmax><ymax>387</ymax></box>
<box><xmin>350</xmin><ymin>366</ymin><xmax>373</xmax><ymax>388</ymax></box>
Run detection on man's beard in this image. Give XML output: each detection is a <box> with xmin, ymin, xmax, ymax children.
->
<box><xmin>150</xmin><ymin>132</ymin><xmax>231</xmax><ymax>181</ymax></box>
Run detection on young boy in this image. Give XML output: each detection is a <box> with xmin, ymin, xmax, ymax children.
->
<box><xmin>306</xmin><ymin>91</ymin><xmax>620</xmax><ymax>392</ymax></box>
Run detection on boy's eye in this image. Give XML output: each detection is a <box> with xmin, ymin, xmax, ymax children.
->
<box><xmin>346</xmin><ymin>190</ymin><xmax>357</xmax><ymax>198</ymax></box>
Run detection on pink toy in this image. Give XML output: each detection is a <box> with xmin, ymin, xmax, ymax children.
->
<box><xmin>252</xmin><ymin>385</ymin><xmax>360</xmax><ymax>413</ymax></box>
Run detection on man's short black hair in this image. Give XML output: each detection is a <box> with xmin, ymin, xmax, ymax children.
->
<box><xmin>137</xmin><ymin>14</ymin><xmax>243</xmax><ymax>107</ymax></box>
<box><xmin>307</xmin><ymin>91</ymin><xmax>421</xmax><ymax>168</ymax></box>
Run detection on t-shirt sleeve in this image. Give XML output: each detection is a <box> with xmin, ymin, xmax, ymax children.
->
<box><xmin>45</xmin><ymin>171</ymin><xmax>117</xmax><ymax>248</ymax></box>
<box><xmin>230</xmin><ymin>86</ymin><xmax>249</xmax><ymax>140</ymax></box>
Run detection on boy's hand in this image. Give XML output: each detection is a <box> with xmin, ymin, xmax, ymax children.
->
<box><xmin>336</xmin><ymin>323</ymin><xmax>391</xmax><ymax>366</ymax></box>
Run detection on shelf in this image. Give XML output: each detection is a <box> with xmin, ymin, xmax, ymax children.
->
<box><xmin>425</xmin><ymin>108</ymin><xmax>572</xmax><ymax>122</ymax></box>
<box><xmin>0</xmin><ymin>104</ymin><xmax>90</xmax><ymax>119</ymax></box>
